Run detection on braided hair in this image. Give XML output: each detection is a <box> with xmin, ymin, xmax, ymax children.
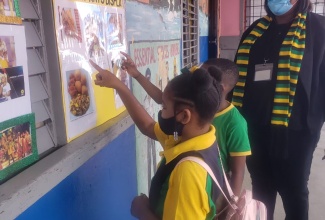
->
<box><xmin>168</xmin><ymin>67</ymin><xmax>222</xmax><ymax>124</ymax></box>
<box><xmin>203</xmin><ymin>58</ymin><xmax>239</xmax><ymax>88</ymax></box>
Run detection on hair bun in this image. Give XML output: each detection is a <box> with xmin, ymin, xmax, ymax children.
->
<box><xmin>190</xmin><ymin>68</ymin><xmax>214</xmax><ymax>93</ymax></box>
<box><xmin>207</xmin><ymin>66</ymin><xmax>222</xmax><ymax>83</ymax></box>
<box><xmin>168</xmin><ymin>67</ymin><xmax>222</xmax><ymax>123</ymax></box>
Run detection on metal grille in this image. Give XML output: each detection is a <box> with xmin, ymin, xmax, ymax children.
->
<box><xmin>245</xmin><ymin>0</ymin><xmax>325</xmax><ymax>28</ymax></box>
<box><xmin>245</xmin><ymin>0</ymin><xmax>266</xmax><ymax>29</ymax></box>
<box><xmin>313</xmin><ymin>0</ymin><xmax>325</xmax><ymax>15</ymax></box>
<box><xmin>182</xmin><ymin>0</ymin><xmax>199</xmax><ymax>68</ymax></box>
<box><xmin>20</xmin><ymin>0</ymin><xmax>56</xmax><ymax>155</ymax></box>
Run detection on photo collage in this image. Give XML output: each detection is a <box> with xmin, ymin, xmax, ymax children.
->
<box><xmin>53</xmin><ymin>0</ymin><xmax>127</xmax><ymax>141</ymax></box>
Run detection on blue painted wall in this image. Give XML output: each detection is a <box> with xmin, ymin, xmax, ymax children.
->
<box><xmin>199</xmin><ymin>36</ymin><xmax>209</xmax><ymax>63</ymax></box>
<box><xmin>17</xmin><ymin>125</ymin><xmax>137</xmax><ymax>220</ymax></box>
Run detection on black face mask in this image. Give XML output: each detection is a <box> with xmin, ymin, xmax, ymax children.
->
<box><xmin>158</xmin><ymin>110</ymin><xmax>184</xmax><ymax>139</ymax></box>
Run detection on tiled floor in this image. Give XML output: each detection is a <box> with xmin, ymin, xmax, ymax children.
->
<box><xmin>242</xmin><ymin>127</ymin><xmax>325</xmax><ymax>220</ymax></box>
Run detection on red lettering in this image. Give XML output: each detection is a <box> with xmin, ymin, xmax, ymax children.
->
<box><xmin>170</xmin><ymin>43</ymin><xmax>179</xmax><ymax>57</ymax></box>
<box><xmin>134</xmin><ymin>47</ymin><xmax>158</xmax><ymax>68</ymax></box>
<box><xmin>150</xmin><ymin>47</ymin><xmax>156</xmax><ymax>63</ymax></box>
<box><xmin>134</xmin><ymin>49</ymin><xmax>140</xmax><ymax>67</ymax></box>
<box><xmin>164</xmin><ymin>45</ymin><xmax>169</xmax><ymax>59</ymax></box>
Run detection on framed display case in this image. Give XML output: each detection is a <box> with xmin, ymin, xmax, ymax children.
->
<box><xmin>0</xmin><ymin>113</ymin><xmax>38</xmax><ymax>183</ymax></box>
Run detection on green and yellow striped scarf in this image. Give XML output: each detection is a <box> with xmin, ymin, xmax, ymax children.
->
<box><xmin>232</xmin><ymin>13</ymin><xmax>307</xmax><ymax>127</ymax></box>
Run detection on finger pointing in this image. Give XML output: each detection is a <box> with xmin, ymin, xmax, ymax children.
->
<box><xmin>89</xmin><ymin>59</ymin><xmax>103</xmax><ymax>72</ymax></box>
<box><xmin>120</xmin><ymin>51</ymin><xmax>131</xmax><ymax>60</ymax></box>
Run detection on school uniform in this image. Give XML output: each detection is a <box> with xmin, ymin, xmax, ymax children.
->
<box><xmin>149</xmin><ymin>123</ymin><xmax>223</xmax><ymax>220</ymax></box>
<box><xmin>212</xmin><ymin>103</ymin><xmax>251</xmax><ymax>172</ymax></box>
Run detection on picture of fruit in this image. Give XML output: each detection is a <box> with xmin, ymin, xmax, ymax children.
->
<box><xmin>68</xmin><ymin>85</ymin><xmax>77</xmax><ymax>98</ymax></box>
<box><xmin>81</xmin><ymin>85</ymin><xmax>88</xmax><ymax>95</ymax></box>
<box><xmin>80</xmin><ymin>74</ymin><xmax>87</xmax><ymax>85</ymax></box>
<box><xmin>75</xmin><ymin>80</ymin><xmax>82</xmax><ymax>93</ymax></box>
<box><xmin>74</xmin><ymin>69</ymin><xmax>81</xmax><ymax>81</ymax></box>
<box><xmin>68</xmin><ymin>78</ymin><xmax>76</xmax><ymax>87</ymax></box>
<box><xmin>67</xmin><ymin>69</ymin><xmax>91</xmax><ymax>117</ymax></box>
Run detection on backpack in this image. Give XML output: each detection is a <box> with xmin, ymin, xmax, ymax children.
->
<box><xmin>177</xmin><ymin>156</ymin><xmax>267</xmax><ymax>220</ymax></box>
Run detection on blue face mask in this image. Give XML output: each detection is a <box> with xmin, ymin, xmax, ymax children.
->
<box><xmin>268</xmin><ymin>0</ymin><xmax>294</xmax><ymax>16</ymax></box>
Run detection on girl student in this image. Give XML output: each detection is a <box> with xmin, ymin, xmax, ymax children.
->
<box><xmin>89</xmin><ymin>58</ymin><xmax>224</xmax><ymax>220</ymax></box>
<box><xmin>121</xmin><ymin>52</ymin><xmax>251</xmax><ymax>200</ymax></box>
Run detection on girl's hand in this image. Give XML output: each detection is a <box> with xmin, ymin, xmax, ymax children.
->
<box><xmin>89</xmin><ymin>59</ymin><xmax>121</xmax><ymax>88</ymax></box>
<box><xmin>131</xmin><ymin>194</ymin><xmax>150</xmax><ymax>219</ymax></box>
<box><xmin>120</xmin><ymin>51</ymin><xmax>141</xmax><ymax>78</ymax></box>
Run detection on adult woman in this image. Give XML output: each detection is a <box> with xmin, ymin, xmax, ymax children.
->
<box><xmin>232</xmin><ymin>0</ymin><xmax>325</xmax><ymax>219</ymax></box>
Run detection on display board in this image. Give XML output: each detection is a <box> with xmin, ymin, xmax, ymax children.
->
<box><xmin>53</xmin><ymin>0</ymin><xmax>127</xmax><ymax>141</ymax></box>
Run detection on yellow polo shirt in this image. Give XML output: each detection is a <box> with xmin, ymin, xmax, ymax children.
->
<box><xmin>153</xmin><ymin>123</ymin><xmax>217</xmax><ymax>220</ymax></box>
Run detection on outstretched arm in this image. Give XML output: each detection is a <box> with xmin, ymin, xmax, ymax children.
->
<box><xmin>120</xmin><ymin>51</ymin><xmax>163</xmax><ymax>104</ymax></box>
<box><xmin>229</xmin><ymin>156</ymin><xmax>246</xmax><ymax>196</ymax></box>
<box><xmin>90</xmin><ymin>60</ymin><xmax>157</xmax><ymax>140</ymax></box>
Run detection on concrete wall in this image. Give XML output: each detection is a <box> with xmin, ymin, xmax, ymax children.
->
<box><xmin>17</xmin><ymin>125</ymin><xmax>137</xmax><ymax>220</ymax></box>
<box><xmin>219</xmin><ymin>0</ymin><xmax>243</xmax><ymax>60</ymax></box>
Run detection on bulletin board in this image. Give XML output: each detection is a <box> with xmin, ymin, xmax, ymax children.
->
<box><xmin>52</xmin><ymin>0</ymin><xmax>128</xmax><ymax>141</ymax></box>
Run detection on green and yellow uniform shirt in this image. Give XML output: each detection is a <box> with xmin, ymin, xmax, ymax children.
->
<box><xmin>212</xmin><ymin>103</ymin><xmax>251</xmax><ymax>172</ymax></box>
<box><xmin>150</xmin><ymin>123</ymin><xmax>222</xmax><ymax>220</ymax></box>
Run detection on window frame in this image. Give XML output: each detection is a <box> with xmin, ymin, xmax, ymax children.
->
<box><xmin>182</xmin><ymin>0</ymin><xmax>199</xmax><ymax>68</ymax></box>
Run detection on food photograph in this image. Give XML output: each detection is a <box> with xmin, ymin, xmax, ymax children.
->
<box><xmin>58</xmin><ymin>6</ymin><xmax>82</xmax><ymax>43</ymax></box>
<box><xmin>66</xmin><ymin>68</ymin><xmax>93</xmax><ymax>120</ymax></box>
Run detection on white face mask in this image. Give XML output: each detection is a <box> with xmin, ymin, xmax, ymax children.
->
<box><xmin>268</xmin><ymin>0</ymin><xmax>297</xmax><ymax>16</ymax></box>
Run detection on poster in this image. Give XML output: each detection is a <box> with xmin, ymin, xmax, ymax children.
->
<box><xmin>126</xmin><ymin>0</ymin><xmax>181</xmax><ymax>41</ymax></box>
<box><xmin>199</xmin><ymin>0</ymin><xmax>209</xmax><ymax>36</ymax></box>
<box><xmin>0</xmin><ymin>25</ymin><xmax>31</xmax><ymax>122</ymax></box>
<box><xmin>53</xmin><ymin>0</ymin><xmax>127</xmax><ymax>141</ymax></box>
<box><xmin>0</xmin><ymin>113</ymin><xmax>38</xmax><ymax>183</ymax></box>
<box><xmin>129</xmin><ymin>39</ymin><xmax>181</xmax><ymax>194</ymax></box>
<box><xmin>0</xmin><ymin>0</ymin><xmax>21</xmax><ymax>24</ymax></box>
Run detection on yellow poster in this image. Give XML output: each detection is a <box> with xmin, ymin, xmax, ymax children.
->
<box><xmin>53</xmin><ymin>0</ymin><xmax>127</xmax><ymax>141</ymax></box>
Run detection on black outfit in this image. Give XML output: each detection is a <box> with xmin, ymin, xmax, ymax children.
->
<box><xmin>237</xmin><ymin>13</ymin><xmax>325</xmax><ymax>220</ymax></box>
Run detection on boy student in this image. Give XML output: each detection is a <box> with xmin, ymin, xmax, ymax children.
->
<box><xmin>202</xmin><ymin>58</ymin><xmax>251</xmax><ymax>197</ymax></box>
<box><xmin>120</xmin><ymin>52</ymin><xmax>250</xmax><ymax>197</ymax></box>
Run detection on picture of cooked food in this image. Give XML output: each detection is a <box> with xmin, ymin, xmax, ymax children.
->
<box><xmin>70</xmin><ymin>93</ymin><xmax>90</xmax><ymax>117</ymax></box>
<box><xmin>84</xmin><ymin>13</ymin><xmax>105</xmax><ymax>58</ymax></box>
<box><xmin>60</xmin><ymin>7</ymin><xmax>82</xmax><ymax>42</ymax></box>
<box><xmin>67</xmin><ymin>69</ymin><xmax>91</xmax><ymax>117</ymax></box>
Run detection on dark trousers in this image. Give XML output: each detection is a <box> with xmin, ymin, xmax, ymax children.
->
<box><xmin>247</xmin><ymin>128</ymin><xmax>319</xmax><ymax>220</ymax></box>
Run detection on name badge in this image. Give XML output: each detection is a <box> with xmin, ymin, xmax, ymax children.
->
<box><xmin>254</xmin><ymin>63</ymin><xmax>273</xmax><ymax>81</ymax></box>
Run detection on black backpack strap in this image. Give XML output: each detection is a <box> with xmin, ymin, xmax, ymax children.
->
<box><xmin>149</xmin><ymin>151</ymin><xmax>201</xmax><ymax>212</ymax></box>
